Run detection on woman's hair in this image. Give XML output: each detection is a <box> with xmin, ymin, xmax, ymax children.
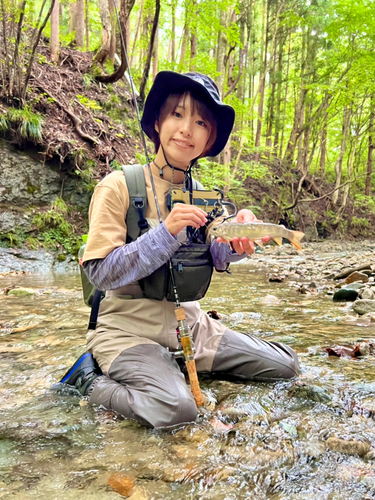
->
<box><xmin>152</xmin><ymin>91</ymin><xmax>217</xmax><ymax>157</ymax></box>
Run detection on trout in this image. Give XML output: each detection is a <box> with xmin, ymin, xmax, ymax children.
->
<box><xmin>212</xmin><ymin>222</ymin><xmax>305</xmax><ymax>251</ymax></box>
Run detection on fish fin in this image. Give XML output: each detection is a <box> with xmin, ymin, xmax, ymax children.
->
<box><xmin>254</xmin><ymin>239</ymin><xmax>263</xmax><ymax>247</ymax></box>
<box><xmin>273</xmin><ymin>237</ymin><xmax>283</xmax><ymax>246</ymax></box>
<box><xmin>289</xmin><ymin>230</ymin><xmax>305</xmax><ymax>251</ymax></box>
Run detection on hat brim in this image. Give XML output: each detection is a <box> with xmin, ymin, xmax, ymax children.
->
<box><xmin>141</xmin><ymin>71</ymin><xmax>235</xmax><ymax>157</ymax></box>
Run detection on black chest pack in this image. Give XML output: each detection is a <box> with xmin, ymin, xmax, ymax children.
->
<box><xmin>80</xmin><ymin>164</ymin><xmax>224</xmax><ymax>326</ymax></box>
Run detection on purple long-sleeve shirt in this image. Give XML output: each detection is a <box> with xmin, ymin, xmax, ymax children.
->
<box><xmin>83</xmin><ymin>222</ymin><xmax>245</xmax><ymax>291</ymax></box>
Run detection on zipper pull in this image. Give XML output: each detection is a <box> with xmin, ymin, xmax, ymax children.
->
<box><xmin>177</xmin><ymin>262</ymin><xmax>183</xmax><ymax>273</ymax></box>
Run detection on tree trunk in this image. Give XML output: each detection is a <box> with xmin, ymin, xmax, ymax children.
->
<box><xmin>365</xmin><ymin>95</ymin><xmax>374</xmax><ymax>196</ymax></box>
<box><xmin>332</xmin><ymin>105</ymin><xmax>351</xmax><ymax>205</ymax></box>
<box><xmin>76</xmin><ymin>0</ymin><xmax>84</xmax><ymax>48</ymax></box>
<box><xmin>69</xmin><ymin>2</ymin><xmax>76</xmax><ymax>34</ymax></box>
<box><xmin>254</xmin><ymin>0</ymin><xmax>269</xmax><ymax>162</ymax></box>
<box><xmin>85</xmin><ymin>0</ymin><xmax>90</xmax><ymax>50</ymax></box>
<box><xmin>152</xmin><ymin>19</ymin><xmax>159</xmax><ymax>80</ymax></box>
<box><xmin>50</xmin><ymin>0</ymin><xmax>60</xmax><ymax>63</ymax></box>
<box><xmin>139</xmin><ymin>0</ymin><xmax>160</xmax><ymax>102</ymax></box>
<box><xmin>171</xmin><ymin>0</ymin><xmax>176</xmax><ymax>64</ymax></box>
<box><xmin>178</xmin><ymin>22</ymin><xmax>189</xmax><ymax>71</ymax></box>
<box><xmin>95</xmin><ymin>0</ymin><xmax>136</xmax><ymax>84</ymax></box>
<box><xmin>94</xmin><ymin>0</ymin><xmax>111</xmax><ymax>65</ymax></box>
<box><xmin>189</xmin><ymin>0</ymin><xmax>197</xmax><ymax>71</ymax></box>
<box><xmin>130</xmin><ymin>0</ymin><xmax>143</xmax><ymax>67</ymax></box>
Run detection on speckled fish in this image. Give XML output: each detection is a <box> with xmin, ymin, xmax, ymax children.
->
<box><xmin>211</xmin><ymin>222</ymin><xmax>305</xmax><ymax>250</ymax></box>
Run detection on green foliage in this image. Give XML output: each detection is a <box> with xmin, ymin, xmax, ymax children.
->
<box><xmin>76</xmin><ymin>95</ymin><xmax>102</xmax><ymax>111</ymax></box>
<box><xmin>0</xmin><ymin>231</ymin><xmax>25</xmax><ymax>248</ymax></box>
<box><xmin>354</xmin><ymin>194</ymin><xmax>375</xmax><ymax>214</ymax></box>
<box><xmin>31</xmin><ymin>198</ymin><xmax>81</xmax><ymax>254</ymax></box>
<box><xmin>351</xmin><ymin>216</ymin><xmax>370</xmax><ymax>230</ymax></box>
<box><xmin>4</xmin><ymin>106</ymin><xmax>43</xmax><ymax>142</ymax></box>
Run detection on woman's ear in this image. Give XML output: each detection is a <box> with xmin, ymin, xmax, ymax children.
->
<box><xmin>155</xmin><ymin>121</ymin><xmax>159</xmax><ymax>133</ymax></box>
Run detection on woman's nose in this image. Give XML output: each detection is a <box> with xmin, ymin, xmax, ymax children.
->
<box><xmin>180</xmin><ymin>119</ymin><xmax>192</xmax><ymax>136</ymax></box>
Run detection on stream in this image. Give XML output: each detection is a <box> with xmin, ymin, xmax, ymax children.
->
<box><xmin>1</xmin><ymin>242</ymin><xmax>375</xmax><ymax>499</ymax></box>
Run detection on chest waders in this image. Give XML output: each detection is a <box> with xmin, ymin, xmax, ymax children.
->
<box><xmin>79</xmin><ymin>164</ymin><xmax>224</xmax><ymax>407</ymax></box>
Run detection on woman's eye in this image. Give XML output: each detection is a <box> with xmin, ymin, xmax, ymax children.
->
<box><xmin>197</xmin><ymin>120</ymin><xmax>206</xmax><ymax>127</ymax></box>
<box><xmin>173</xmin><ymin>111</ymin><xmax>182</xmax><ymax>118</ymax></box>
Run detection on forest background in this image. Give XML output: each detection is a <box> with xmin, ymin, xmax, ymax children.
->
<box><xmin>1</xmin><ymin>0</ymin><xmax>375</xmax><ymax>256</ymax></box>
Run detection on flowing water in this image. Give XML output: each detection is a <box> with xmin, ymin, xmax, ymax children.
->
<box><xmin>1</xmin><ymin>254</ymin><xmax>375</xmax><ymax>499</ymax></box>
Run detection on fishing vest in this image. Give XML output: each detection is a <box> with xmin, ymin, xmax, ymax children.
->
<box><xmin>80</xmin><ymin>164</ymin><xmax>219</xmax><ymax>312</ymax></box>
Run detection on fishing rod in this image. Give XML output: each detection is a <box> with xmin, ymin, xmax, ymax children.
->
<box><xmin>112</xmin><ymin>1</ymin><xmax>204</xmax><ymax>407</ymax></box>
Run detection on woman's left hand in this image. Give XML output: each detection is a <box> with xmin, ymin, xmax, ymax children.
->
<box><xmin>216</xmin><ymin>209</ymin><xmax>270</xmax><ymax>256</ymax></box>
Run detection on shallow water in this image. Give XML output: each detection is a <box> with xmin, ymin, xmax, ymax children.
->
<box><xmin>1</xmin><ymin>256</ymin><xmax>375</xmax><ymax>499</ymax></box>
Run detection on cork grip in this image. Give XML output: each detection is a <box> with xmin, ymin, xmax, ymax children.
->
<box><xmin>186</xmin><ymin>360</ymin><xmax>204</xmax><ymax>407</ymax></box>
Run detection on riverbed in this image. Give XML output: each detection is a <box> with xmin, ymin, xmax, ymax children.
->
<box><xmin>1</xmin><ymin>242</ymin><xmax>375</xmax><ymax>499</ymax></box>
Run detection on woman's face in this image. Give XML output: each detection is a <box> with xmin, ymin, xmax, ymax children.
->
<box><xmin>155</xmin><ymin>94</ymin><xmax>213</xmax><ymax>169</ymax></box>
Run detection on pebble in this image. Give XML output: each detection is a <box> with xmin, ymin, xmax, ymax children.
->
<box><xmin>326</xmin><ymin>437</ymin><xmax>371</xmax><ymax>456</ymax></box>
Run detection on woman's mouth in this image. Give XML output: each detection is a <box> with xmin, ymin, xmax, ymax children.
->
<box><xmin>172</xmin><ymin>139</ymin><xmax>192</xmax><ymax>149</ymax></box>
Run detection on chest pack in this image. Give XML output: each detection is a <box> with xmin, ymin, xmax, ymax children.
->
<box><xmin>80</xmin><ymin>164</ymin><xmax>221</xmax><ymax>318</ymax></box>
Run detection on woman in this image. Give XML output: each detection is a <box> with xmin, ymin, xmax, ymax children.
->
<box><xmin>61</xmin><ymin>71</ymin><xmax>300</xmax><ymax>428</ymax></box>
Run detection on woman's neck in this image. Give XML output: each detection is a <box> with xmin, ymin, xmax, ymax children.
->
<box><xmin>152</xmin><ymin>150</ymin><xmax>189</xmax><ymax>184</ymax></box>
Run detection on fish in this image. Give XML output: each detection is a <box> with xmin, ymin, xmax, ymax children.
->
<box><xmin>211</xmin><ymin>221</ymin><xmax>305</xmax><ymax>251</ymax></box>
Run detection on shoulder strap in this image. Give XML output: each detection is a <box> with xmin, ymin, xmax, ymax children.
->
<box><xmin>122</xmin><ymin>164</ymin><xmax>149</xmax><ymax>242</ymax></box>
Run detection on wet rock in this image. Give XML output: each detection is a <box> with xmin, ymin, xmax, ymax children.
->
<box><xmin>353</xmin><ymin>299</ymin><xmax>375</xmax><ymax>315</ymax></box>
<box><xmin>334</xmin><ymin>263</ymin><xmax>373</xmax><ymax>280</ymax></box>
<box><xmin>259</xmin><ymin>294</ymin><xmax>281</xmax><ymax>305</ymax></box>
<box><xmin>7</xmin><ymin>287</ymin><xmax>38</xmax><ymax>296</ymax></box>
<box><xmin>333</xmin><ymin>289</ymin><xmax>358</xmax><ymax>302</ymax></box>
<box><xmin>288</xmin><ymin>383</ymin><xmax>332</xmax><ymax>403</ymax></box>
<box><xmin>358</xmin><ymin>342</ymin><xmax>371</xmax><ymax>356</ymax></box>
<box><xmin>173</xmin><ymin>425</ymin><xmax>211</xmax><ymax>443</ymax></box>
<box><xmin>108</xmin><ymin>472</ymin><xmax>136</xmax><ymax>497</ymax></box>
<box><xmin>363</xmin><ymin>312</ymin><xmax>375</xmax><ymax>322</ymax></box>
<box><xmin>342</xmin><ymin>282</ymin><xmax>365</xmax><ymax>291</ymax></box>
<box><xmin>326</xmin><ymin>437</ymin><xmax>370</xmax><ymax>456</ymax></box>
<box><xmin>359</xmin><ymin>287</ymin><xmax>375</xmax><ymax>300</ymax></box>
<box><xmin>127</xmin><ymin>486</ymin><xmax>150</xmax><ymax>500</ymax></box>
<box><xmin>344</xmin><ymin>271</ymin><xmax>369</xmax><ymax>284</ymax></box>
<box><xmin>302</xmin><ymin>440</ymin><xmax>326</xmax><ymax>459</ymax></box>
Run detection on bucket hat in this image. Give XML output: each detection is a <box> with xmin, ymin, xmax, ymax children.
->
<box><xmin>141</xmin><ymin>71</ymin><xmax>235</xmax><ymax>157</ymax></box>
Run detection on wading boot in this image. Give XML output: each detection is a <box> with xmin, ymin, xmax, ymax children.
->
<box><xmin>60</xmin><ymin>352</ymin><xmax>102</xmax><ymax>396</ymax></box>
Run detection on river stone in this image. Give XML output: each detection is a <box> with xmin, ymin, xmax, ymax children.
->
<box><xmin>7</xmin><ymin>287</ymin><xmax>38</xmax><ymax>296</ymax></box>
<box><xmin>333</xmin><ymin>289</ymin><xmax>358</xmax><ymax>302</ymax></box>
<box><xmin>359</xmin><ymin>287</ymin><xmax>375</xmax><ymax>300</ymax></box>
<box><xmin>342</xmin><ymin>282</ymin><xmax>365</xmax><ymax>291</ymax></box>
<box><xmin>326</xmin><ymin>437</ymin><xmax>370</xmax><ymax>456</ymax></box>
<box><xmin>288</xmin><ymin>384</ymin><xmax>331</xmax><ymax>403</ymax></box>
<box><xmin>344</xmin><ymin>271</ymin><xmax>369</xmax><ymax>284</ymax></box>
<box><xmin>352</xmin><ymin>299</ymin><xmax>375</xmax><ymax>315</ymax></box>
<box><xmin>259</xmin><ymin>294</ymin><xmax>281</xmax><ymax>305</ymax></box>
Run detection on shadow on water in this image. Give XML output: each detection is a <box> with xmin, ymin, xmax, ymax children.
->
<box><xmin>1</xmin><ymin>259</ymin><xmax>375</xmax><ymax>499</ymax></box>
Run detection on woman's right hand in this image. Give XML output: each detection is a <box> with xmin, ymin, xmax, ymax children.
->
<box><xmin>164</xmin><ymin>203</ymin><xmax>207</xmax><ymax>236</ymax></box>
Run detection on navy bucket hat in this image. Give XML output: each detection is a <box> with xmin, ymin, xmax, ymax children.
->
<box><xmin>141</xmin><ymin>71</ymin><xmax>235</xmax><ymax>157</ymax></box>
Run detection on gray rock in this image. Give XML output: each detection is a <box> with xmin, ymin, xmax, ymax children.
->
<box><xmin>342</xmin><ymin>282</ymin><xmax>365</xmax><ymax>291</ymax></box>
<box><xmin>359</xmin><ymin>287</ymin><xmax>375</xmax><ymax>300</ymax></box>
<box><xmin>352</xmin><ymin>299</ymin><xmax>375</xmax><ymax>315</ymax></box>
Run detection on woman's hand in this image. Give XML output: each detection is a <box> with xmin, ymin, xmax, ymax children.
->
<box><xmin>216</xmin><ymin>209</ymin><xmax>270</xmax><ymax>255</ymax></box>
<box><xmin>164</xmin><ymin>203</ymin><xmax>207</xmax><ymax>236</ymax></box>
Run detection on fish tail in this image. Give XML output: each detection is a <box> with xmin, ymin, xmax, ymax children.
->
<box><xmin>289</xmin><ymin>230</ymin><xmax>305</xmax><ymax>251</ymax></box>
<box><xmin>272</xmin><ymin>237</ymin><xmax>282</xmax><ymax>246</ymax></box>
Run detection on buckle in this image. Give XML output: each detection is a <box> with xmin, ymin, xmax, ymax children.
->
<box><xmin>133</xmin><ymin>197</ymin><xmax>145</xmax><ymax>209</ymax></box>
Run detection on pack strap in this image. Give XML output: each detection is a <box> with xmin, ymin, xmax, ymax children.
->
<box><xmin>88</xmin><ymin>289</ymin><xmax>104</xmax><ymax>330</ymax></box>
<box><xmin>122</xmin><ymin>164</ymin><xmax>148</xmax><ymax>242</ymax></box>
